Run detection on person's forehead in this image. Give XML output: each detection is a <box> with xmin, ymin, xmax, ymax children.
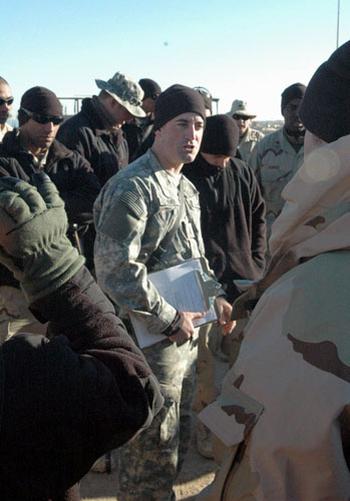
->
<box><xmin>0</xmin><ymin>84</ymin><xmax>12</xmax><ymax>98</ymax></box>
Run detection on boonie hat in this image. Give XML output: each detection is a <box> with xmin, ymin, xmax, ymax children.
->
<box><xmin>96</xmin><ymin>72</ymin><xmax>146</xmax><ymax>118</ymax></box>
<box><xmin>228</xmin><ymin>99</ymin><xmax>256</xmax><ymax>119</ymax></box>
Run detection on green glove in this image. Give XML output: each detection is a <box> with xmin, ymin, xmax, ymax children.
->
<box><xmin>0</xmin><ymin>174</ymin><xmax>84</xmax><ymax>303</ymax></box>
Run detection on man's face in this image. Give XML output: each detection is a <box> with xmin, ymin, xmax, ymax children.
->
<box><xmin>201</xmin><ymin>153</ymin><xmax>231</xmax><ymax>168</ymax></box>
<box><xmin>282</xmin><ymin>98</ymin><xmax>305</xmax><ymax>135</ymax></box>
<box><xmin>0</xmin><ymin>83</ymin><xmax>13</xmax><ymax>125</ymax></box>
<box><xmin>20</xmin><ymin>115</ymin><xmax>61</xmax><ymax>150</ymax></box>
<box><xmin>142</xmin><ymin>97</ymin><xmax>156</xmax><ymax>115</ymax></box>
<box><xmin>232</xmin><ymin>114</ymin><xmax>251</xmax><ymax>137</ymax></box>
<box><xmin>109</xmin><ymin>99</ymin><xmax>133</xmax><ymax>127</ymax></box>
<box><xmin>155</xmin><ymin>112</ymin><xmax>205</xmax><ymax>168</ymax></box>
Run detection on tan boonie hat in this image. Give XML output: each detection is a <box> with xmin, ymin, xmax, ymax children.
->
<box><xmin>95</xmin><ymin>72</ymin><xmax>146</xmax><ymax>118</ymax></box>
<box><xmin>228</xmin><ymin>99</ymin><xmax>256</xmax><ymax>119</ymax></box>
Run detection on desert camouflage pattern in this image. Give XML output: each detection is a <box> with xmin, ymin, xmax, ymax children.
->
<box><xmin>238</xmin><ymin>127</ymin><xmax>264</xmax><ymax>165</ymax></box>
<box><xmin>94</xmin><ymin>148</ymin><xmax>209</xmax><ymax>335</ymax></box>
<box><xmin>198</xmin><ymin>135</ymin><xmax>350</xmax><ymax>500</ymax></box>
<box><xmin>250</xmin><ymin>127</ymin><xmax>304</xmax><ymax>236</ymax></box>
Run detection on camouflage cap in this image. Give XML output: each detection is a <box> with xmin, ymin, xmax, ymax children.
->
<box><xmin>96</xmin><ymin>73</ymin><xmax>146</xmax><ymax>118</ymax></box>
<box><xmin>227</xmin><ymin>99</ymin><xmax>256</xmax><ymax>119</ymax></box>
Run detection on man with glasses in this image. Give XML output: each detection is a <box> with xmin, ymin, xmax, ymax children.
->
<box><xmin>0</xmin><ymin>86</ymin><xmax>100</xmax><ymax>342</ymax></box>
<box><xmin>0</xmin><ymin>77</ymin><xmax>14</xmax><ymax>142</ymax></box>
<box><xmin>227</xmin><ymin>99</ymin><xmax>264</xmax><ymax>165</ymax></box>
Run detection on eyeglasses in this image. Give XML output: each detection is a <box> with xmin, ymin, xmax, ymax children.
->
<box><xmin>0</xmin><ymin>97</ymin><xmax>14</xmax><ymax>106</ymax></box>
<box><xmin>232</xmin><ymin>114</ymin><xmax>250</xmax><ymax>121</ymax></box>
<box><xmin>21</xmin><ymin>107</ymin><xmax>64</xmax><ymax>125</ymax></box>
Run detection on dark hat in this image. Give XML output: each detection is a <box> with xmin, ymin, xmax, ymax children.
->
<box><xmin>299</xmin><ymin>41</ymin><xmax>350</xmax><ymax>143</ymax></box>
<box><xmin>154</xmin><ymin>84</ymin><xmax>207</xmax><ymax>130</ymax></box>
<box><xmin>281</xmin><ymin>83</ymin><xmax>306</xmax><ymax>112</ymax></box>
<box><xmin>139</xmin><ymin>78</ymin><xmax>162</xmax><ymax>100</ymax></box>
<box><xmin>200</xmin><ymin>114</ymin><xmax>239</xmax><ymax>157</ymax></box>
<box><xmin>20</xmin><ymin>86</ymin><xmax>63</xmax><ymax>116</ymax></box>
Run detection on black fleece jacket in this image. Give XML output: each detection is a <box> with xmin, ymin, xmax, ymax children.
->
<box><xmin>0</xmin><ymin>266</ymin><xmax>163</xmax><ymax>501</ymax></box>
<box><xmin>57</xmin><ymin>97</ymin><xmax>129</xmax><ymax>186</ymax></box>
<box><xmin>0</xmin><ymin>130</ymin><xmax>101</xmax><ymax>283</ymax></box>
<box><xmin>184</xmin><ymin>155</ymin><xmax>267</xmax><ymax>301</ymax></box>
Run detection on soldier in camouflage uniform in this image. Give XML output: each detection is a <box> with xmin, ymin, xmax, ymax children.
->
<box><xmin>227</xmin><ymin>99</ymin><xmax>264</xmax><ymax>165</ymax></box>
<box><xmin>198</xmin><ymin>40</ymin><xmax>350</xmax><ymax>501</ymax></box>
<box><xmin>94</xmin><ymin>84</ymin><xmax>233</xmax><ymax>501</ymax></box>
<box><xmin>249</xmin><ymin>83</ymin><xmax>306</xmax><ymax>240</ymax></box>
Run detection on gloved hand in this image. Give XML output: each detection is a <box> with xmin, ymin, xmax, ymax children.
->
<box><xmin>0</xmin><ymin>174</ymin><xmax>84</xmax><ymax>303</ymax></box>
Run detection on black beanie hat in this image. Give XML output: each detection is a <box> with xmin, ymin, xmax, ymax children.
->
<box><xmin>154</xmin><ymin>84</ymin><xmax>207</xmax><ymax>130</ymax></box>
<box><xmin>139</xmin><ymin>78</ymin><xmax>161</xmax><ymax>100</ymax></box>
<box><xmin>299</xmin><ymin>41</ymin><xmax>350</xmax><ymax>143</ymax></box>
<box><xmin>200</xmin><ymin>115</ymin><xmax>239</xmax><ymax>157</ymax></box>
<box><xmin>281</xmin><ymin>83</ymin><xmax>306</xmax><ymax>112</ymax></box>
<box><xmin>20</xmin><ymin>86</ymin><xmax>63</xmax><ymax>117</ymax></box>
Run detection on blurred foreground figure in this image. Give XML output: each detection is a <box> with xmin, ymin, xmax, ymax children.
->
<box><xmin>0</xmin><ymin>174</ymin><xmax>162</xmax><ymax>501</ymax></box>
<box><xmin>198</xmin><ymin>40</ymin><xmax>350</xmax><ymax>501</ymax></box>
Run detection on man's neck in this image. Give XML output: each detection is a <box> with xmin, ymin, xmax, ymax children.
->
<box><xmin>283</xmin><ymin>127</ymin><xmax>304</xmax><ymax>151</ymax></box>
<box><xmin>151</xmin><ymin>144</ymin><xmax>183</xmax><ymax>175</ymax></box>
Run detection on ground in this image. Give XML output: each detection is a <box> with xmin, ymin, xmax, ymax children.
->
<box><xmin>80</xmin><ymin>439</ymin><xmax>217</xmax><ymax>501</ymax></box>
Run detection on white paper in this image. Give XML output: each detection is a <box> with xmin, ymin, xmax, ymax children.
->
<box><xmin>130</xmin><ymin>258</ymin><xmax>218</xmax><ymax>348</ymax></box>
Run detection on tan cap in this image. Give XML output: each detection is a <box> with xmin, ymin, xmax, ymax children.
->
<box><xmin>227</xmin><ymin>99</ymin><xmax>256</xmax><ymax>119</ymax></box>
<box><xmin>96</xmin><ymin>72</ymin><xmax>146</xmax><ymax>118</ymax></box>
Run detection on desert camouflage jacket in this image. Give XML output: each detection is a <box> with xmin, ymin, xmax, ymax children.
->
<box><xmin>199</xmin><ymin>135</ymin><xmax>350</xmax><ymax>501</ymax></box>
<box><xmin>249</xmin><ymin>127</ymin><xmax>304</xmax><ymax>235</ymax></box>
<box><xmin>238</xmin><ymin>127</ymin><xmax>264</xmax><ymax>165</ymax></box>
<box><xmin>94</xmin><ymin>149</ymin><xmax>212</xmax><ymax>335</ymax></box>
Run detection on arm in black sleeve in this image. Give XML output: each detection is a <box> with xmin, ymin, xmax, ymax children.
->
<box><xmin>30</xmin><ymin>265</ymin><xmax>164</xmax><ymax>446</ymax></box>
<box><xmin>248</xmin><ymin>166</ymin><xmax>267</xmax><ymax>273</ymax></box>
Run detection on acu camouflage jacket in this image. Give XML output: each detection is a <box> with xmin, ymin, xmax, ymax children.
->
<box><xmin>94</xmin><ymin>149</ymin><xmax>213</xmax><ymax>335</ymax></box>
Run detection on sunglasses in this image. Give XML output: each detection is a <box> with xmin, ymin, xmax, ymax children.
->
<box><xmin>232</xmin><ymin>114</ymin><xmax>250</xmax><ymax>121</ymax></box>
<box><xmin>21</xmin><ymin>107</ymin><xmax>64</xmax><ymax>126</ymax></box>
<box><xmin>0</xmin><ymin>97</ymin><xmax>14</xmax><ymax>106</ymax></box>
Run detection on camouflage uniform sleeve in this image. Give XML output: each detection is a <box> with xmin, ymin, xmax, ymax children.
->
<box><xmin>248</xmin><ymin>140</ymin><xmax>263</xmax><ymax>189</ymax></box>
<box><xmin>94</xmin><ymin>182</ymin><xmax>177</xmax><ymax>335</ymax></box>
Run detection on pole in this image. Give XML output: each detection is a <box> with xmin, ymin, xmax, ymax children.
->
<box><xmin>336</xmin><ymin>0</ymin><xmax>340</xmax><ymax>48</ymax></box>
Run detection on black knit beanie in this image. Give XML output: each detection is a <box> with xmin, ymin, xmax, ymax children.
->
<box><xmin>200</xmin><ymin>115</ymin><xmax>239</xmax><ymax>157</ymax></box>
<box><xmin>139</xmin><ymin>78</ymin><xmax>161</xmax><ymax>100</ymax></box>
<box><xmin>299</xmin><ymin>40</ymin><xmax>350</xmax><ymax>143</ymax></box>
<box><xmin>20</xmin><ymin>86</ymin><xmax>63</xmax><ymax>116</ymax></box>
<box><xmin>281</xmin><ymin>83</ymin><xmax>306</xmax><ymax>112</ymax></box>
<box><xmin>154</xmin><ymin>84</ymin><xmax>207</xmax><ymax>130</ymax></box>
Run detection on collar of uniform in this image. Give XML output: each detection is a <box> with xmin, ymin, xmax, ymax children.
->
<box><xmin>272</xmin><ymin>127</ymin><xmax>305</xmax><ymax>157</ymax></box>
<box><xmin>147</xmin><ymin>149</ymin><xmax>198</xmax><ymax>199</ymax></box>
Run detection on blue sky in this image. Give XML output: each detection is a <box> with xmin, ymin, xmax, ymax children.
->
<box><xmin>3</xmin><ymin>0</ymin><xmax>349</xmax><ymax>119</ymax></box>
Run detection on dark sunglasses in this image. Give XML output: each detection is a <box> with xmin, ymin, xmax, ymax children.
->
<box><xmin>0</xmin><ymin>97</ymin><xmax>14</xmax><ymax>106</ymax></box>
<box><xmin>232</xmin><ymin>114</ymin><xmax>250</xmax><ymax>121</ymax></box>
<box><xmin>21</xmin><ymin>107</ymin><xmax>64</xmax><ymax>125</ymax></box>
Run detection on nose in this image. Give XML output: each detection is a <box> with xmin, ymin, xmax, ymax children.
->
<box><xmin>44</xmin><ymin>121</ymin><xmax>55</xmax><ymax>132</ymax></box>
<box><xmin>185</xmin><ymin>124</ymin><xmax>196</xmax><ymax>141</ymax></box>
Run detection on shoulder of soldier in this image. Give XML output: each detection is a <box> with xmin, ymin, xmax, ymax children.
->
<box><xmin>254</xmin><ymin>128</ymin><xmax>283</xmax><ymax>151</ymax></box>
<box><xmin>249</xmin><ymin>128</ymin><xmax>264</xmax><ymax>141</ymax></box>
